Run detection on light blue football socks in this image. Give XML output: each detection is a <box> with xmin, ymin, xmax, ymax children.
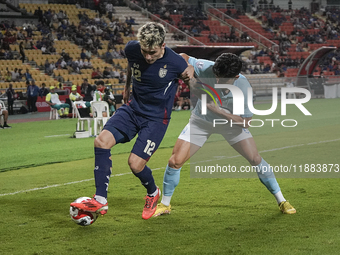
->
<box><xmin>256</xmin><ymin>158</ymin><xmax>281</xmax><ymax>194</ymax></box>
<box><xmin>160</xmin><ymin>159</ymin><xmax>285</xmax><ymax>206</ymax></box>
<box><xmin>161</xmin><ymin>164</ymin><xmax>181</xmax><ymax>206</ymax></box>
<box><xmin>256</xmin><ymin>158</ymin><xmax>286</xmax><ymax>204</ymax></box>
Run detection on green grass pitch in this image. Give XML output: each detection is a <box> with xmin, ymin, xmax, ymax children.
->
<box><xmin>0</xmin><ymin>98</ymin><xmax>339</xmax><ymax>254</ymax></box>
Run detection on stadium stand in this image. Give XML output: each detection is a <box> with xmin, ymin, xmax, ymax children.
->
<box><xmin>0</xmin><ymin>0</ymin><xmax>339</xmax><ymax>102</ymax></box>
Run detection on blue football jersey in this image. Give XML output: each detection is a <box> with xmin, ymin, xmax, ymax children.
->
<box><xmin>124</xmin><ymin>40</ymin><xmax>188</xmax><ymax>121</ymax></box>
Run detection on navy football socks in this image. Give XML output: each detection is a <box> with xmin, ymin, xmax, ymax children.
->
<box><xmin>134</xmin><ymin>165</ymin><xmax>157</xmax><ymax>195</ymax></box>
<box><xmin>94</xmin><ymin>147</ymin><xmax>112</xmax><ymax>198</ymax></box>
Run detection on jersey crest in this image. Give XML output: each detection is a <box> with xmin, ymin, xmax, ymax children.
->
<box><xmin>196</xmin><ymin>61</ymin><xmax>204</xmax><ymax>70</ymax></box>
<box><xmin>159</xmin><ymin>65</ymin><xmax>168</xmax><ymax>78</ymax></box>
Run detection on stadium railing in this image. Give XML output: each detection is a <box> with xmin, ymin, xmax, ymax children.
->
<box><xmin>127</xmin><ymin>1</ymin><xmax>205</xmax><ymax>46</ymax></box>
<box><xmin>204</xmin><ymin>2</ymin><xmax>279</xmax><ymax>52</ymax></box>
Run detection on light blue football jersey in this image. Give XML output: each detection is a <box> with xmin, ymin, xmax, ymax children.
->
<box><xmin>188</xmin><ymin>56</ymin><xmax>253</xmax><ymax>123</ymax></box>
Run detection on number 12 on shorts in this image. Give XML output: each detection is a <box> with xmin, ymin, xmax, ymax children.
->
<box><xmin>144</xmin><ymin>139</ymin><xmax>155</xmax><ymax>156</ymax></box>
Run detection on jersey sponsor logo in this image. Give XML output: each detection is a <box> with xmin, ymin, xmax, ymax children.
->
<box><xmin>196</xmin><ymin>61</ymin><xmax>204</xmax><ymax>69</ymax></box>
<box><xmin>159</xmin><ymin>67</ymin><xmax>167</xmax><ymax>78</ymax></box>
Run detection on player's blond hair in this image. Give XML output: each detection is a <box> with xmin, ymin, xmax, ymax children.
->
<box><xmin>137</xmin><ymin>22</ymin><xmax>166</xmax><ymax>49</ymax></box>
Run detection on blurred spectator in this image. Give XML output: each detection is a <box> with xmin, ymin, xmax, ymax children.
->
<box><xmin>296</xmin><ymin>43</ymin><xmax>304</xmax><ymax>52</ymax></box>
<box><xmin>24</xmin><ymin>69</ymin><xmax>33</xmax><ymax>81</ymax></box>
<box><xmin>81</xmin><ymin>78</ymin><xmax>94</xmax><ymax>102</ymax></box>
<box><xmin>26</xmin><ymin>80</ymin><xmax>39</xmax><ymax>113</ymax></box>
<box><xmin>11</xmin><ymin>68</ymin><xmax>20</xmax><ymax>82</ymax></box>
<box><xmin>34</xmin><ymin>7</ymin><xmax>44</xmax><ymax>23</ymax></box>
<box><xmin>80</xmin><ymin>48</ymin><xmax>88</xmax><ymax>60</ymax></box>
<box><xmin>39</xmin><ymin>83</ymin><xmax>49</xmax><ymax>97</ymax></box>
<box><xmin>106</xmin><ymin>2</ymin><xmax>115</xmax><ymax>20</ymax></box>
<box><xmin>19</xmin><ymin>42</ymin><xmax>25</xmax><ymax>63</ymax></box>
<box><xmin>17</xmin><ymin>69</ymin><xmax>24</xmax><ymax>81</ymax></box>
<box><xmin>45</xmin><ymin>86</ymin><xmax>70</xmax><ymax>117</ymax></box>
<box><xmin>119</xmin><ymin>71</ymin><xmax>126</xmax><ymax>83</ymax></box>
<box><xmin>0</xmin><ymin>103</ymin><xmax>11</xmax><ymax>128</ymax></box>
<box><xmin>105</xmin><ymin>49</ymin><xmax>113</xmax><ymax>64</ymax></box>
<box><xmin>5</xmin><ymin>70</ymin><xmax>11</xmax><ymax>82</ymax></box>
<box><xmin>17</xmin><ymin>29</ymin><xmax>25</xmax><ymax>40</ymax></box>
<box><xmin>103</xmin><ymin>83</ymin><xmax>116</xmax><ymax>115</ymax></box>
<box><xmin>83</xmin><ymin>59</ymin><xmax>93</xmax><ymax>69</ymax></box>
<box><xmin>26</xmin><ymin>26</ymin><xmax>33</xmax><ymax>37</ymax></box>
<box><xmin>93</xmin><ymin>80</ymin><xmax>105</xmax><ymax>102</ymax></box>
<box><xmin>92</xmin><ymin>67</ymin><xmax>103</xmax><ymax>79</ymax></box>
<box><xmin>6</xmin><ymin>83</ymin><xmax>15</xmax><ymax>115</ymax></box>
<box><xmin>69</xmin><ymin>85</ymin><xmax>84</xmax><ymax>102</ymax></box>
<box><xmin>44</xmin><ymin>59</ymin><xmax>51</xmax><ymax>74</ymax></box>
<box><xmin>103</xmin><ymin>67</ymin><xmax>111</xmax><ymax>78</ymax></box>
<box><xmin>174</xmin><ymin>80</ymin><xmax>191</xmax><ymax>111</ymax></box>
<box><xmin>111</xmin><ymin>68</ymin><xmax>120</xmax><ymax>78</ymax></box>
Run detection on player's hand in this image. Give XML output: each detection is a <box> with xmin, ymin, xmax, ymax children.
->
<box><xmin>206</xmin><ymin>101</ymin><xmax>220</xmax><ymax>113</ymax></box>
<box><xmin>180</xmin><ymin>64</ymin><xmax>194</xmax><ymax>84</ymax></box>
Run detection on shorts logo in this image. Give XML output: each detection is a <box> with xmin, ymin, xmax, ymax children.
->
<box><xmin>243</xmin><ymin>128</ymin><xmax>250</xmax><ymax>134</ymax></box>
<box><xmin>181</xmin><ymin>125</ymin><xmax>189</xmax><ymax>135</ymax></box>
<box><xmin>196</xmin><ymin>61</ymin><xmax>204</xmax><ymax>69</ymax></box>
<box><xmin>159</xmin><ymin>65</ymin><xmax>167</xmax><ymax>78</ymax></box>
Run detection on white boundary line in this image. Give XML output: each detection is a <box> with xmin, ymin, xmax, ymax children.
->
<box><xmin>45</xmin><ymin>134</ymin><xmax>71</xmax><ymax>138</ymax></box>
<box><xmin>1</xmin><ymin>138</ymin><xmax>339</xmax><ymax>197</ymax></box>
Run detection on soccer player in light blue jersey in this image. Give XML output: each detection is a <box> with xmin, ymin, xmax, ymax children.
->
<box><xmin>71</xmin><ymin>22</ymin><xmax>194</xmax><ymax>220</ymax></box>
<box><xmin>154</xmin><ymin>53</ymin><xmax>296</xmax><ymax>217</ymax></box>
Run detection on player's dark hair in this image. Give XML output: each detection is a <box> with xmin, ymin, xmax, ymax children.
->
<box><xmin>212</xmin><ymin>53</ymin><xmax>242</xmax><ymax>78</ymax></box>
<box><xmin>96</xmin><ymin>80</ymin><xmax>104</xmax><ymax>86</ymax></box>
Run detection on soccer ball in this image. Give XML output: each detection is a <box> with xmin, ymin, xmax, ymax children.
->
<box><xmin>70</xmin><ymin>197</ymin><xmax>98</xmax><ymax>226</ymax></box>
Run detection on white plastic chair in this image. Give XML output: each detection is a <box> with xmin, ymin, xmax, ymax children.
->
<box><xmin>91</xmin><ymin>101</ymin><xmax>110</xmax><ymax>136</ymax></box>
<box><xmin>74</xmin><ymin>101</ymin><xmax>93</xmax><ymax>136</ymax></box>
<box><xmin>71</xmin><ymin>100</ymin><xmax>85</xmax><ymax>118</ymax></box>
<box><xmin>49</xmin><ymin>107</ymin><xmax>60</xmax><ymax>120</ymax></box>
<box><xmin>0</xmin><ymin>100</ymin><xmax>6</xmax><ymax>125</ymax></box>
<box><xmin>71</xmin><ymin>102</ymin><xmax>77</xmax><ymax>118</ymax></box>
<box><xmin>71</xmin><ymin>101</ymin><xmax>79</xmax><ymax>118</ymax></box>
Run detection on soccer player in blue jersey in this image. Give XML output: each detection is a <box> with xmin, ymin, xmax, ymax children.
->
<box><xmin>71</xmin><ymin>22</ymin><xmax>194</xmax><ymax>220</ymax></box>
<box><xmin>154</xmin><ymin>53</ymin><xmax>296</xmax><ymax>217</ymax></box>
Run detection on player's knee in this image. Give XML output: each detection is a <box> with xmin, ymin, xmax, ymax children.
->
<box><xmin>94</xmin><ymin>135</ymin><xmax>110</xmax><ymax>149</ymax></box>
<box><xmin>168</xmin><ymin>154</ymin><xmax>184</xmax><ymax>169</ymax></box>
<box><xmin>128</xmin><ymin>159</ymin><xmax>143</xmax><ymax>173</ymax></box>
<box><xmin>249</xmin><ymin>154</ymin><xmax>262</xmax><ymax>166</ymax></box>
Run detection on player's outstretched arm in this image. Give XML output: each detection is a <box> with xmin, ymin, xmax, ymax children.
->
<box><xmin>123</xmin><ymin>63</ymin><xmax>132</xmax><ymax>103</ymax></box>
<box><xmin>179</xmin><ymin>53</ymin><xmax>190</xmax><ymax>62</ymax></box>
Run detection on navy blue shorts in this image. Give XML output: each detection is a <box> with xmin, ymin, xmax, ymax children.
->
<box><xmin>103</xmin><ymin>105</ymin><xmax>169</xmax><ymax>161</ymax></box>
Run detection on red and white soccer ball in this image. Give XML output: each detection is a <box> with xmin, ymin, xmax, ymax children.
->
<box><xmin>70</xmin><ymin>197</ymin><xmax>98</xmax><ymax>226</ymax></box>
